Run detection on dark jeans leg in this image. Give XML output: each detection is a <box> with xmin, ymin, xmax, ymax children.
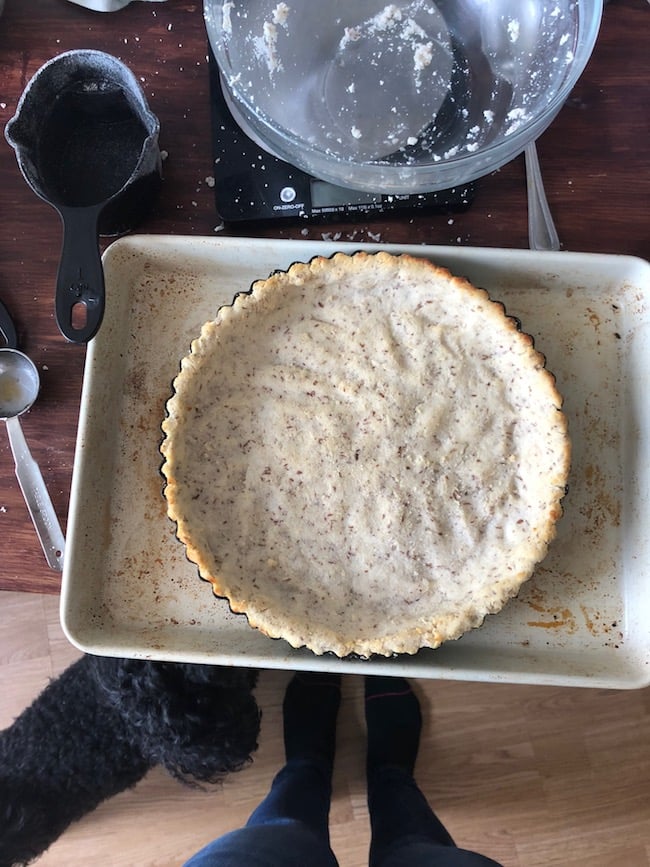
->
<box><xmin>247</xmin><ymin>757</ymin><xmax>333</xmax><ymax>838</ymax></box>
<box><xmin>183</xmin><ymin>758</ymin><xmax>338</xmax><ymax>867</ymax></box>
<box><xmin>368</xmin><ymin>767</ymin><xmax>503</xmax><ymax>867</ymax></box>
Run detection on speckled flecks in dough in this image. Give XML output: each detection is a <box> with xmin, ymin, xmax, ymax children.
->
<box><xmin>161</xmin><ymin>252</ymin><xmax>570</xmax><ymax>657</ymax></box>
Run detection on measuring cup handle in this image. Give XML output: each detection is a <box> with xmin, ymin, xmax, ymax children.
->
<box><xmin>55</xmin><ymin>208</ymin><xmax>105</xmax><ymax>344</ymax></box>
<box><xmin>6</xmin><ymin>415</ymin><xmax>66</xmax><ymax>571</ymax></box>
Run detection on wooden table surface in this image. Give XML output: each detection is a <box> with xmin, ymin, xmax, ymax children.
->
<box><xmin>0</xmin><ymin>0</ymin><xmax>647</xmax><ymax>594</ymax></box>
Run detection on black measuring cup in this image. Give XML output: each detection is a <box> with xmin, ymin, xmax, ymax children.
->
<box><xmin>5</xmin><ymin>50</ymin><xmax>161</xmax><ymax>343</ymax></box>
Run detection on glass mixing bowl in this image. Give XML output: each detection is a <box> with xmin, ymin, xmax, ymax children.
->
<box><xmin>205</xmin><ymin>0</ymin><xmax>602</xmax><ymax>194</ymax></box>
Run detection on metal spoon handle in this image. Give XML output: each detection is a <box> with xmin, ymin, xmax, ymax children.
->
<box><xmin>525</xmin><ymin>142</ymin><xmax>560</xmax><ymax>252</ymax></box>
<box><xmin>6</xmin><ymin>415</ymin><xmax>66</xmax><ymax>571</ymax></box>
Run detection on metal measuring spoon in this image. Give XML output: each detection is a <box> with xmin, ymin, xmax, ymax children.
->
<box><xmin>0</xmin><ymin>302</ymin><xmax>65</xmax><ymax>570</ymax></box>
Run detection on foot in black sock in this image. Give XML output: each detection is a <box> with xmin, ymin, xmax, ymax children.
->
<box><xmin>283</xmin><ymin>672</ymin><xmax>342</xmax><ymax>769</ymax></box>
<box><xmin>365</xmin><ymin>676</ymin><xmax>422</xmax><ymax>776</ymax></box>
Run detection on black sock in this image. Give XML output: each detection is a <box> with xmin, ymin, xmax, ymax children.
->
<box><xmin>365</xmin><ymin>675</ymin><xmax>422</xmax><ymax>777</ymax></box>
<box><xmin>283</xmin><ymin>672</ymin><xmax>342</xmax><ymax>768</ymax></box>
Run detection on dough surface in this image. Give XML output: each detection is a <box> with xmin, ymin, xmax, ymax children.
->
<box><xmin>161</xmin><ymin>252</ymin><xmax>570</xmax><ymax>657</ymax></box>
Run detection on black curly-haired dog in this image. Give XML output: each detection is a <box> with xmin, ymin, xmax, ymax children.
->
<box><xmin>0</xmin><ymin>654</ymin><xmax>260</xmax><ymax>867</ymax></box>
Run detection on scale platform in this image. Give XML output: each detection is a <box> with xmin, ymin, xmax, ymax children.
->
<box><xmin>208</xmin><ymin>49</ymin><xmax>475</xmax><ymax>223</ymax></box>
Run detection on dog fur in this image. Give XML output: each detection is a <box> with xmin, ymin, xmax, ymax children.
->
<box><xmin>0</xmin><ymin>654</ymin><xmax>260</xmax><ymax>866</ymax></box>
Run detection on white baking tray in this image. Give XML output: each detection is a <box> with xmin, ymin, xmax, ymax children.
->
<box><xmin>60</xmin><ymin>236</ymin><xmax>650</xmax><ymax>688</ymax></box>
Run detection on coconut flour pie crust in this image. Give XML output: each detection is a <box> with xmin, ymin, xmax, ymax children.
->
<box><xmin>160</xmin><ymin>251</ymin><xmax>570</xmax><ymax>658</ymax></box>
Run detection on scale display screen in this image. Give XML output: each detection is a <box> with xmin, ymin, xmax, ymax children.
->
<box><xmin>310</xmin><ymin>181</ymin><xmax>381</xmax><ymax>209</ymax></box>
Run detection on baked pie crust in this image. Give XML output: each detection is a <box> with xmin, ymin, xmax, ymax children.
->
<box><xmin>160</xmin><ymin>251</ymin><xmax>570</xmax><ymax>657</ymax></box>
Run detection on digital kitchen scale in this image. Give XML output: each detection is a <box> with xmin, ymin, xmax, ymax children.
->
<box><xmin>208</xmin><ymin>49</ymin><xmax>475</xmax><ymax>224</ymax></box>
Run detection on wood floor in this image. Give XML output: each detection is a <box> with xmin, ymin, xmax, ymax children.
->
<box><xmin>1</xmin><ymin>589</ymin><xmax>648</xmax><ymax>866</ymax></box>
